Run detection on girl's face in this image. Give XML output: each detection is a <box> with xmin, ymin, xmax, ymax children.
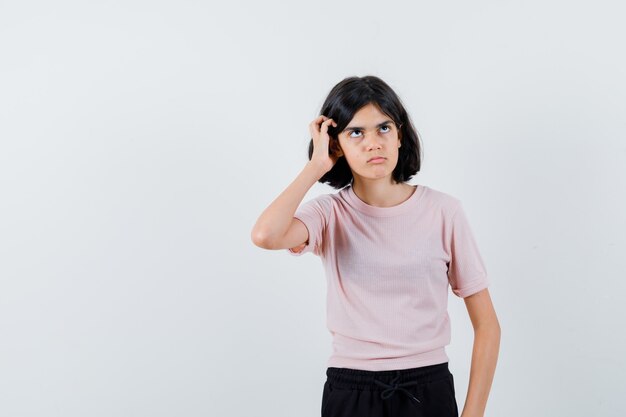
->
<box><xmin>334</xmin><ymin>103</ymin><xmax>402</xmax><ymax>184</ymax></box>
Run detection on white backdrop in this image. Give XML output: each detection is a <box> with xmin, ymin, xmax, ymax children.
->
<box><xmin>1</xmin><ymin>1</ymin><xmax>625</xmax><ymax>416</ymax></box>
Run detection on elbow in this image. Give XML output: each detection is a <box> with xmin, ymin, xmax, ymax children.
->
<box><xmin>475</xmin><ymin>319</ymin><xmax>501</xmax><ymax>336</ymax></box>
<box><xmin>489</xmin><ymin>323</ymin><xmax>502</xmax><ymax>341</ymax></box>
<box><xmin>251</xmin><ymin>228</ymin><xmax>274</xmax><ymax>249</ymax></box>
<box><xmin>492</xmin><ymin>317</ymin><xmax>501</xmax><ymax>335</ymax></box>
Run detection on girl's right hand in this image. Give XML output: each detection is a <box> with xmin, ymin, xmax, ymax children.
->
<box><xmin>309</xmin><ymin>115</ymin><xmax>339</xmax><ymax>174</ymax></box>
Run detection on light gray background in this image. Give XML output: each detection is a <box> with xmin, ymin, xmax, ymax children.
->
<box><xmin>1</xmin><ymin>1</ymin><xmax>625</xmax><ymax>416</ymax></box>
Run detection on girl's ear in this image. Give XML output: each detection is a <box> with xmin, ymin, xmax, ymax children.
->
<box><xmin>330</xmin><ymin>139</ymin><xmax>344</xmax><ymax>157</ymax></box>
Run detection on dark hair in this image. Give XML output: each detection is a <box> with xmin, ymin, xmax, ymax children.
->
<box><xmin>308</xmin><ymin>75</ymin><xmax>423</xmax><ymax>190</ymax></box>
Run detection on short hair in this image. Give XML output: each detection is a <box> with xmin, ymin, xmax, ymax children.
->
<box><xmin>307</xmin><ymin>75</ymin><xmax>423</xmax><ymax>190</ymax></box>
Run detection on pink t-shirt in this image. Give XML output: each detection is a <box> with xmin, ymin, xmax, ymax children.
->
<box><xmin>287</xmin><ymin>183</ymin><xmax>490</xmax><ymax>371</ymax></box>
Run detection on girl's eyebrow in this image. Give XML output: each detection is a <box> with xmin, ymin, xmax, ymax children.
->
<box><xmin>342</xmin><ymin>119</ymin><xmax>394</xmax><ymax>132</ymax></box>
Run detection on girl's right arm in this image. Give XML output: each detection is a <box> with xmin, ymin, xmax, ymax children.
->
<box><xmin>251</xmin><ymin>116</ymin><xmax>338</xmax><ymax>250</ymax></box>
<box><xmin>251</xmin><ymin>162</ymin><xmax>326</xmax><ymax>250</ymax></box>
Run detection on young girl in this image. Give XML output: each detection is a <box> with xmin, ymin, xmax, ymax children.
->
<box><xmin>251</xmin><ymin>75</ymin><xmax>500</xmax><ymax>417</ymax></box>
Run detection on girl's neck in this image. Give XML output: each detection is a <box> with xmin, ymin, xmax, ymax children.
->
<box><xmin>351</xmin><ymin>181</ymin><xmax>415</xmax><ymax>208</ymax></box>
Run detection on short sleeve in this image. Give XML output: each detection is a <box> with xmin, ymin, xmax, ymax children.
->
<box><xmin>286</xmin><ymin>195</ymin><xmax>329</xmax><ymax>257</ymax></box>
<box><xmin>447</xmin><ymin>202</ymin><xmax>490</xmax><ymax>298</ymax></box>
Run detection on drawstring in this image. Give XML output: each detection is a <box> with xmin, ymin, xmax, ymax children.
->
<box><xmin>372</xmin><ymin>370</ymin><xmax>421</xmax><ymax>404</ymax></box>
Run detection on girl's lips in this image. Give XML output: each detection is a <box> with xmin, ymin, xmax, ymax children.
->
<box><xmin>368</xmin><ymin>157</ymin><xmax>386</xmax><ymax>163</ymax></box>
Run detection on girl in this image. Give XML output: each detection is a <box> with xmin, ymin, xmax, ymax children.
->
<box><xmin>251</xmin><ymin>75</ymin><xmax>500</xmax><ymax>417</ymax></box>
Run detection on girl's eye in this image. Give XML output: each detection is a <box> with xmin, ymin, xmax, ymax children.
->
<box><xmin>349</xmin><ymin>125</ymin><xmax>391</xmax><ymax>139</ymax></box>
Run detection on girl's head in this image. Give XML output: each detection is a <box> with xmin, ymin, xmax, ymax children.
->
<box><xmin>309</xmin><ymin>75</ymin><xmax>422</xmax><ymax>190</ymax></box>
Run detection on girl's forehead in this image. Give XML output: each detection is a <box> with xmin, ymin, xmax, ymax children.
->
<box><xmin>347</xmin><ymin>103</ymin><xmax>392</xmax><ymax>124</ymax></box>
<box><xmin>352</xmin><ymin>103</ymin><xmax>385</xmax><ymax>117</ymax></box>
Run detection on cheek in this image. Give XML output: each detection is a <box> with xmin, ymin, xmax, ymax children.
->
<box><xmin>343</xmin><ymin>152</ymin><xmax>358</xmax><ymax>164</ymax></box>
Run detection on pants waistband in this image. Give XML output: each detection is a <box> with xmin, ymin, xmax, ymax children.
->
<box><xmin>325</xmin><ymin>362</ymin><xmax>451</xmax><ymax>405</ymax></box>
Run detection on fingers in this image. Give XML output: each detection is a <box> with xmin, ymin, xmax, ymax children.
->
<box><xmin>310</xmin><ymin>115</ymin><xmax>326</xmax><ymax>129</ymax></box>
<box><xmin>309</xmin><ymin>116</ymin><xmax>337</xmax><ymax>136</ymax></box>
<box><xmin>309</xmin><ymin>117</ymin><xmax>324</xmax><ymax>136</ymax></box>
<box><xmin>320</xmin><ymin>118</ymin><xmax>335</xmax><ymax>133</ymax></box>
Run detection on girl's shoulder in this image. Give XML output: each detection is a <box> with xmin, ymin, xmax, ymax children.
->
<box><xmin>420</xmin><ymin>184</ymin><xmax>461</xmax><ymax>206</ymax></box>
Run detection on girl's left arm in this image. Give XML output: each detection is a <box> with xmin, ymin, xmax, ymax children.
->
<box><xmin>460</xmin><ymin>288</ymin><xmax>501</xmax><ymax>417</ymax></box>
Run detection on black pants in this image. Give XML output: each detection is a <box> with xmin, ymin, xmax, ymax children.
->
<box><xmin>322</xmin><ymin>362</ymin><xmax>459</xmax><ymax>417</ymax></box>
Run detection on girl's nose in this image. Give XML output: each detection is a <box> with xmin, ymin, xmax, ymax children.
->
<box><xmin>366</xmin><ymin>137</ymin><xmax>383</xmax><ymax>150</ymax></box>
